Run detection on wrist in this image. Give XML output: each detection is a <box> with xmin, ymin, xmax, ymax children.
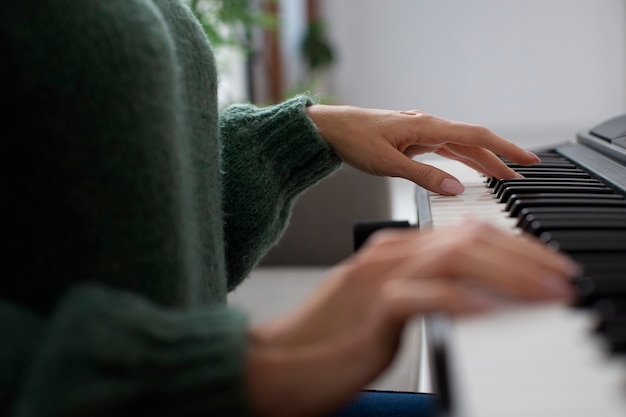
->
<box><xmin>245</xmin><ymin>326</ymin><xmax>304</xmax><ymax>417</ymax></box>
<box><xmin>306</xmin><ymin>104</ymin><xmax>354</xmax><ymax>146</ymax></box>
<box><xmin>244</xmin><ymin>323</ymin><xmax>360</xmax><ymax>417</ymax></box>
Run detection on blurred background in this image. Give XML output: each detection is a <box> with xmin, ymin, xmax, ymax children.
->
<box><xmin>192</xmin><ymin>0</ymin><xmax>626</xmax><ymax>265</ymax></box>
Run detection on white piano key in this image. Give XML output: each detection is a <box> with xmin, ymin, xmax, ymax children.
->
<box><xmin>448</xmin><ymin>304</ymin><xmax>626</xmax><ymax>417</ymax></box>
<box><xmin>426</xmin><ymin>160</ymin><xmax>517</xmax><ymax>232</ymax></box>
<box><xmin>419</xmin><ymin>158</ymin><xmax>626</xmax><ymax>417</ymax></box>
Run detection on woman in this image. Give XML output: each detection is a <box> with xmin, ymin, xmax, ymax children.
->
<box><xmin>0</xmin><ymin>1</ymin><xmax>577</xmax><ymax>416</ymax></box>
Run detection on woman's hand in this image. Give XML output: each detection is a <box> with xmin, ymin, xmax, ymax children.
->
<box><xmin>307</xmin><ymin>105</ymin><xmax>539</xmax><ymax>195</ymax></box>
<box><xmin>245</xmin><ymin>220</ymin><xmax>580</xmax><ymax>417</ymax></box>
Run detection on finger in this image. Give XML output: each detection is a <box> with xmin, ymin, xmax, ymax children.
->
<box><xmin>442</xmin><ymin>144</ymin><xmax>525</xmax><ymax>180</ymax></box>
<box><xmin>385</xmin><ymin>141</ymin><xmax>518</xmax><ymax>194</ymax></box>
<box><xmin>382</xmin><ymin>279</ymin><xmax>493</xmax><ymax>320</ymax></box>
<box><xmin>395</xmin><ymin>111</ymin><xmax>539</xmax><ymax>167</ymax></box>
<box><xmin>456</xmin><ymin>218</ymin><xmax>580</xmax><ymax>276</ymax></box>
<box><xmin>453</xmin><ymin>240</ymin><xmax>575</xmax><ymax>301</ymax></box>
<box><xmin>419</xmin><ymin>116</ymin><xmax>541</xmax><ymax>166</ymax></box>
<box><xmin>397</xmin><ymin>219</ymin><xmax>578</xmax><ymax>279</ymax></box>
<box><xmin>433</xmin><ymin>224</ymin><xmax>577</xmax><ymax>300</ymax></box>
<box><xmin>382</xmin><ymin>152</ymin><xmax>466</xmax><ymax>195</ymax></box>
<box><xmin>352</xmin><ymin>219</ymin><xmax>579</xmax><ymax>301</ymax></box>
<box><xmin>485</xmin><ymin>227</ymin><xmax>580</xmax><ymax>276</ymax></box>
<box><xmin>384</xmin><ymin>221</ymin><xmax>578</xmax><ymax>301</ymax></box>
<box><xmin>434</xmin><ymin>147</ymin><xmax>493</xmax><ymax>177</ymax></box>
<box><xmin>350</xmin><ymin>228</ymin><xmax>433</xmax><ymax>281</ymax></box>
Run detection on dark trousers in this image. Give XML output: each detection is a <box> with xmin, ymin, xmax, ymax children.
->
<box><xmin>329</xmin><ymin>391</ymin><xmax>439</xmax><ymax>417</ymax></box>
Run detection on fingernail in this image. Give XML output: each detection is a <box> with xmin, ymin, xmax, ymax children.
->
<box><xmin>440</xmin><ymin>178</ymin><xmax>465</xmax><ymax>195</ymax></box>
<box><xmin>515</xmin><ymin>172</ymin><xmax>525</xmax><ymax>179</ymax></box>
<box><xmin>526</xmin><ymin>151</ymin><xmax>541</xmax><ymax>163</ymax></box>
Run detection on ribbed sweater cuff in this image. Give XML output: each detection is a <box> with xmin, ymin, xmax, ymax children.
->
<box><xmin>13</xmin><ymin>285</ymin><xmax>252</xmax><ymax>417</ymax></box>
<box><xmin>221</xmin><ymin>95</ymin><xmax>341</xmax><ymax>199</ymax></box>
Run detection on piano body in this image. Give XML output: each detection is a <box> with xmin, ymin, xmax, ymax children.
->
<box><xmin>415</xmin><ymin>115</ymin><xmax>626</xmax><ymax>417</ymax></box>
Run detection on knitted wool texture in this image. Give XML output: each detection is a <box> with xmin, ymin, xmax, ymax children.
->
<box><xmin>0</xmin><ymin>0</ymin><xmax>340</xmax><ymax>415</ymax></box>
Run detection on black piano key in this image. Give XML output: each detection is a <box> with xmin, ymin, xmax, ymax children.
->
<box><xmin>516</xmin><ymin>206</ymin><xmax>626</xmax><ymax>222</ymax></box>
<box><xmin>499</xmin><ymin>186</ymin><xmax>613</xmax><ymax>204</ymax></box>
<box><xmin>598</xmin><ymin>315</ymin><xmax>626</xmax><ymax>335</ymax></box>
<box><xmin>539</xmin><ymin>230</ymin><xmax>626</xmax><ymax>252</ymax></box>
<box><xmin>593</xmin><ymin>298</ymin><xmax>626</xmax><ymax>334</ymax></box>
<box><xmin>528</xmin><ymin>157</ymin><xmax>571</xmax><ymax>163</ymax></box>
<box><xmin>504</xmin><ymin>191</ymin><xmax>626</xmax><ymax>210</ymax></box>
<box><xmin>573</xmin><ymin>275</ymin><xmax>626</xmax><ymax>307</ymax></box>
<box><xmin>500</xmin><ymin>153</ymin><xmax>563</xmax><ymax>162</ymax></box>
<box><xmin>486</xmin><ymin>170</ymin><xmax>593</xmax><ymax>187</ymax></box>
<box><xmin>486</xmin><ymin>177</ymin><xmax>500</xmax><ymax>188</ymax></box>
<box><xmin>526</xmin><ymin>152</ymin><xmax>563</xmax><ymax>158</ymax></box>
<box><xmin>493</xmin><ymin>178</ymin><xmax>604</xmax><ymax>196</ymax></box>
<box><xmin>507</xmin><ymin>197</ymin><xmax>626</xmax><ymax>218</ymax></box>
<box><xmin>506</xmin><ymin>162</ymin><xmax>578</xmax><ymax>169</ymax></box>
<box><xmin>583</xmin><ymin>266</ymin><xmax>626</xmax><ymax>278</ymax></box>
<box><xmin>512</xmin><ymin>167</ymin><xmax>587</xmax><ymax>174</ymax></box>
<box><xmin>513</xmin><ymin>164</ymin><xmax>585</xmax><ymax>170</ymax></box>
<box><xmin>569</xmin><ymin>253</ymin><xmax>626</xmax><ymax>278</ymax></box>
<box><xmin>572</xmin><ymin>263</ymin><xmax>626</xmax><ymax>281</ymax></box>
<box><xmin>594</xmin><ymin>298</ymin><xmax>626</xmax><ymax>319</ymax></box>
<box><xmin>522</xmin><ymin>218</ymin><xmax>626</xmax><ymax>235</ymax></box>
<box><xmin>602</xmin><ymin>320</ymin><xmax>626</xmax><ymax>354</ymax></box>
<box><xmin>517</xmin><ymin>212</ymin><xmax>626</xmax><ymax>230</ymax></box>
<box><xmin>495</xmin><ymin>180</ymin><xmax>607</xmax><ymax>198</ymax></box>
<box><xmin>507</xmin><ymin>170</ymin><xmax>591</xmax><ymax>178</ymax></box>
<box><xmin>502</xmin><ymin>154</ymin><xmax>565</xmax><ymax>164</ymax></box>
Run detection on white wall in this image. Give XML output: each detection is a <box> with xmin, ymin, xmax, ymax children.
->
<box><xmin>321</xmin><ymin>0</ymin><xmax>626</xmax><ymax>148</ymax></box>
<box><xmin>279</xmin><ymin>0</ymin><xmax>308</xmax><ymax>90</ymax></box>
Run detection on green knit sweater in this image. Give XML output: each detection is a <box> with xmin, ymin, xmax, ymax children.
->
<box><xmin>0</xmin><ymin>1</ymin><xmax>340</xmax><ymax>415</ymax></box>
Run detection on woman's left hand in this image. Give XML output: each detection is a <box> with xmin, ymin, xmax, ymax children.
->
<box><xmin>307</xmin><ymin>105</ymin><xmax>539</xmax><ymax>195</ymax></box>
<box><xmin>246</xmin><ymin>219</ymin><xmax>578</xmax><ymax>417</ymax></box>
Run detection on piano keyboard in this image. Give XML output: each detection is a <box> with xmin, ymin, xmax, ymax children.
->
<box><xmin>415</xmin><ymin>144</ymin><xmax>626</xmax><ymax>417</ymax></box>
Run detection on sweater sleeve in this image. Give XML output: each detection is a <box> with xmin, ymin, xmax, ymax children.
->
<box><xmin>6</xmin><ymin>286</ymin><xmax>251</xmax><ymax>417</ymax></box>
<box><xmin>220</xmin><ymin>96</ymin><xmax>342</xmax><ymax>287</ymax></box>
<box><xmin>0</xmin><ymin>303</ymin><xmax>43</xmax><ymax>417</ymax></box>
<box><xmin>1</xmin><ymin>1</ymin><xmax>254</xmax><ymax>415</ymax></box>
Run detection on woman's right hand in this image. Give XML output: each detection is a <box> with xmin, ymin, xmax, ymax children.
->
<box><xmin>245</xmin><ymin>219</ymin><xmax>579</xmax><ymax>417</ymax></box>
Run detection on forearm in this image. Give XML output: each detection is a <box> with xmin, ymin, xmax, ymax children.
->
<box><xmin>220</xmin><ymin>96</ymin><xmax>341</xmax><ymax>287</ymax></box>
<box><xmin>245</xmin><ymin>324</ymin><xmax>366</xmax><ymax>417</ymax></box>
<box><xmin>9</xmin><ymin>285</ymin><xmax>252</xmax><ymax>417</ymax></box>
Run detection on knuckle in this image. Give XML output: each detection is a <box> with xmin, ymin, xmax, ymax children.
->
<box><xmin>469</xmin><ymin>124</ymin><xmax>493</xmax><ymax>139</ymax></box>
<box><xmin>431</xmin><ymin>245</ymin><xmax>458</xmax><ymax>265</ymax></box>
<box><xmin>345</xmin><ymin>253</ymin><xmax>385</xmax><ymax>284</ymax></box>
<box><xmin>381</xmin><ymin>282</ymin><xmax>408</xmax><ymax>317</ymax></box>
<box><xmin>349</xmin><ymin>253</ymin><xmax>375</xmax><ymax>274</ymax></box>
